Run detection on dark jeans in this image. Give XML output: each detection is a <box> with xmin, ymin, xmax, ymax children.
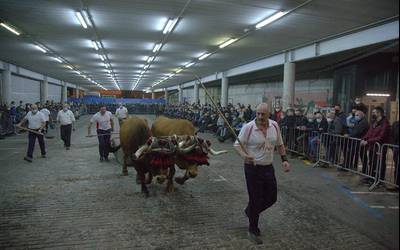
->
<box><xmin>60</xmin><ymin>124</ymin><xmax>72</xmax><ymax>147</ymax></box>
<box><xmin>27</xmin><ymin>131</ymin><xmax>46</xmax><ymax>158</ymax></box>
<box><xmin>362</xmin><ymin>145</ymin><xmax>387</xmax><ymax>180</ymax></box>
<box><xmin>97</xmin><ymin>129</ymin><xmax>111</xmax><ymax>159</ymax></box>
<box><xmin>244</xmin><ymin>164</ymin><xmax>277</xmax><ymax>231</ymax></box>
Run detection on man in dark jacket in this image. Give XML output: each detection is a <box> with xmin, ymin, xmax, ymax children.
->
<box><xmin>343</xmin><ymin>110</ymin><xmax>369</xmax><ymax>170</ymax></box>
<box><xmin>308</xmin><ymin>112</ymin><xmax>328</xmax><ymax>162</ymax></box>
<box><xmin>325</xmin><ymin>111</ymin><xmax>343</xmax><ymax>163</ymax></box>
<box><xmin>392</xmin><ymin>119</ymin><xmax>399</xmax><ymax>187</ymax></box>
<box><xmin>361</xmin><ymin>107</ymin><xmax>391</xmax><ymax>182</ymax></box>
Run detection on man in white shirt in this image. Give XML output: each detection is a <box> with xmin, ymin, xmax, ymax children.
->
<box><xmin>234</xmin><ymin>103</ymin><xmax>290</xmax><ymax>244</ymax></box>
<box><xmin>39</xmin><ymin>105</ymin><xmax>51</xmax><ymax>134</ymax></box>
<box><xmin>115</xmin><ymin>103</ymin><xmax>128</xmax><ymax>125</ymax></box>
<box><xmin>88</xmin><ymin>106</ymin><xmax>114</xmax><ymax>162</ymax></box>
<box><xmin>57</xmin><ymin>104</ymin><xmax>76</xmax><ymax>150</ymax></box>
<box><xmin>17</xmin><ymin>104</ymin><xmax>46</xmax><ymax>162</ymax></box>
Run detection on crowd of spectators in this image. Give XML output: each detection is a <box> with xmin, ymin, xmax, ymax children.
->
<box><xmin>164</xmin><ymin>97</ymin><xmax>399</xmax><ymax>187</ymax></box>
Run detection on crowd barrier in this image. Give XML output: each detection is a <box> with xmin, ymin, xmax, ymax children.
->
<box><xmin>280</xmin><ymin>127</ymin><xmax>399</xmax><ymax>191</ymax></box>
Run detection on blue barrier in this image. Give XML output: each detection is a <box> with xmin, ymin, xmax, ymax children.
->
<box><xmin>67</xmin><ymin>96</ymin><xmax>166</xmax><ymax>104</ymax></box>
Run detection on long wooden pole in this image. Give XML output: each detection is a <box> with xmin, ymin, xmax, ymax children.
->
<box><xmin>191</xmin><ymin>73</ymin><xmax>249</xmax><ymax>155</ymax></box>
<box><xmin>16</xmin><ymin>126</ymin><xmax>44</xmax><ymax>136</ymax></box>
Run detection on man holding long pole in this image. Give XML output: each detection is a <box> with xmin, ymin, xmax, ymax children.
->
<box><xmin>234</xmin><ymin>103</ymin><xmax>290</xmax><ymax>245</ymax></box>
<box><xmin>57</xmin><ymin>103</ymin><xmax>76</xmax><ymax>150</ymax></box>
<box><xmin>17</xmin><ymin>104</ymin><xmax>46</xmax><ymax>163</ymax></box>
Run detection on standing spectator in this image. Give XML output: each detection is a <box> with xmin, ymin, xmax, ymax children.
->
<box><xmin>40</xmin><ymin>105</ymin><xmax>51</xmax><ymax>134</ymax></box>
<box><xmin>343</xmin><ymin>110</ymin><xmax>369</xmax><ymax>170</ymax></box>
<box><xmin>360</xmin><ymin>107</ymin><xmax>391</xmax><ymax>183</ymax></box>
<box><xmin>392</xmin><ymin>118</ymin><xmax>399</xmax><ymax>188</ymax></box>
<box><xmin>326</xmin><ymin>111</ymin><xmax>343</xmax><ymax>164</ymax></box>
<box><xmin>271</xmin><ymin>106</ymin><xmax>283</xmax><ymax>123</ymax></box>
<box><xmin>57</xmin><ymin>104</ymin><xmax>76</xmax><ymax>150</ymax></box>
<box><xmin>353</xmin><ymin>97</ymin><xmax>368</xmax><ymax>115</ymax></box>
<box><xmin>9</xmin><ymin>101</ymin><xmax>17</xmax><ymax>134</ymax></box>
<box><xmin>334</xmin><ymin>104</ymin><xmax>347</xmax><ymax>134</ymax></box>
<box><xmin>17</xmin><ymin>104</ymin><xmax>46</xmax><ymax>162</ymax></box>
<box><xmin>308</xmin><ymin>112</ymin><xmax>328</xmax><ymax>162</ymax></box>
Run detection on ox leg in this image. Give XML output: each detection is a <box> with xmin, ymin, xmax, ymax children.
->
<box><xmin>138</xmin><ymin>171</ymin><xmax>149</xmax><ymax>197</ymax></box>
<box><xmin>145</xmin><ymin>172</ymin><xmax>153</xmax><ymax>185</ymax></box>
<box><xmin>122</xmin><ymin>155</ymin><xmax>129</xmax><ymax>176</ymax></box>
<box><xmin>166</xmin><ymin>166</ymin><xmax>176</xmax><ymax>193</ymax></box>
<box><xmin>175</xmin><ymin>170</ymin><xmax>189</xmax><ymax>185</ymax></box>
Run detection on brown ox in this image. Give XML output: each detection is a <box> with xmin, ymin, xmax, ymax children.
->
<box><xmin>119</xmin><ymin>117</ymin><xmax>176</xmax><ymax>196</ymax></box>
<box><xmin>150</xmin><ymin>116</ymin><xmax>226</xmax><ymax>185</ymax></box>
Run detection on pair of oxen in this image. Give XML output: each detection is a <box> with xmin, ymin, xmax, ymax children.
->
<box><xmin>112</xmin><ymin>116</ymin><xmax>226</xmax><ymax>196</ymax></box>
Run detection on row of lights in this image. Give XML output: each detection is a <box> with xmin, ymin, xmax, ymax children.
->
<box><xmin>0</xmin><ymin>19</ymin><xmax>108</xmax><ymax>90</ymax></box>
<box><xmin>75</xmin><ymin>10</ymin><xmax>120</xmax><ymax>90</ymax></box>
<box><xmin>132</xmin><ymin>17</ymin><xmax>179</xmax><ymax>91</ymax></box>
<box><xmin>151</xmin><ymin>11</ymin><xmax>289</xmax><ymax>89</ymax></box>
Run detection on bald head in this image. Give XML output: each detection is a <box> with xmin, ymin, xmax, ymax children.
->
<box><xmin>256</xmin><ymin>103</ymin><xmax>269</xmax><ymax>127</ymax></box>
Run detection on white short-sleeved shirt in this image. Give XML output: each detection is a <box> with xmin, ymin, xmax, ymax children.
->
<box><xmin>234</xmin><ymin>119</ymin><xmax>283</xmax><ymax>165</ymax></box>
<box><xmin>24</xmin><ymin>111</ymin><xmax>46</xmax><ymax>129</ymax></box>
<box><xmin>90</xmin><ymin>111</ymin><xmax>113</xmax><ymax>130</ymax></box>
<box><xmin>40</xmin><ymin>108</ymin><xmax>50</xmax><ymax>122</ymax></box>
<box><xmin>115</xmin><ymin>107</ymin><xmax>128</xmax><ymax>119</ymax></box>
<box><xmin>57</xmin><ymin>110</ymin><xmax>76</xmax><ymax>125</ymax></box>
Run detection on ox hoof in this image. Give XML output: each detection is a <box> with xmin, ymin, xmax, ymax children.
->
<box><xmin>174</xmin><ymin>177</ymin><xmax>186</xmax><ymax>185</ymax></box>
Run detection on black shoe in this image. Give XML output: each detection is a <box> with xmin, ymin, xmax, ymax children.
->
<box><xmin>66</xmin><ymin>147</ymin><xmax>70</xmax><ymax>150</ymax></box>
<box><xmin>248</xmin><ymin>231</ymin><xmax>263</xmax><ymax>245</ymax></box>
<box><xmin>104</xmin><ymin>157</ymin><xmax>110</xmax><ymax>162</ymax></box>
<box><xmin>24</xmin><ymin>156</ymin><xmax>32</xmax><ymax>162</ymax></box>
<box><xmin>100</xmin><ymin>157</ymin><xmax>104</xmax><ymax>162</ymax></box>
<box><xmin>41</xmin><ymin>155</ymin><xmax>46</xmax><ymax>158</ymax></box>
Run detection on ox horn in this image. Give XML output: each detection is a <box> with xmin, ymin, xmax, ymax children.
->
<box><xmin>134</xmin><ymin>144</ymin><xmax>151</xmax><ymax>159</ymax></box>
<box><xmin>209</xmin><ymin>147</ymin><xmax>228</xmax><ymax>156</ymax></box>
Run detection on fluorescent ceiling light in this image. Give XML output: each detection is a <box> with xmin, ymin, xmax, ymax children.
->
<box><xmin>73</xmin><ymin>70</ymin><xmax>81</xmax><ymax>75</ymax></box>
<box><xmin>185</xmin><ymin>62</ymin><xmax>195</xmax><ymax>68</ymax></box>
<box><xmin>34</xmin><ymin>45</ymin><xmax>47</xmax><ymax>53</ymax></box>
<box><xmin>75</xmin><ymin>11</ymin><xmax>88</xmax><ymax>29</ymax></box>
<box><xmin>144</xmin><ymin>65</ymin><xmax>149</xmax><ymax>70</ymax></box>
<box><xmin>0</xmin><ymin>22</ymin><xmax>21</xmax><ymax>35</ymax></box>
<box><xmin>176</xmin><ymin>68</ymin><xmax>183</xmax><ymax>74</ymax></box>
<box><xmin>99</xmin><ymin>54</ymin><xmax>105</xmax><ymax>61</ymax></box>
<box><xmin>66</xmin><ymin>65</ymin><xmax>73</xmax><ymax>70</ymax></box>
<box><xmin>53</xmin><ymin>57</ymin><xmax>63</xmax><ymax>63</ymax></box>
<box><xmin>219</xmin><ymin>38</ymin><xmax>239</xmax><ymax>49</ymax></box>
<box><xmin>91</xmin><ymin>40</ymin><xmax>99</xmax><ymax>50</ymax></box>
<box><xmin>104</xmin><ymin>63</ymin><xmax>109</xmax><ymax>68</ymax></box>
<box><xmin>255</xmin><ymin>11</ymin><xmax>288</xmax><ymax>29</ymax></box>
<box><xmin>152</xmin><ymin>43</ymin><xmax>162</xmax><ymax>53</ymax></box>
<box><xmin>163</xmin><ymin>18</ymin><xmax>178</xmax><ymax>34</ymax></box>
<box><xmin>198</xmin><ymin>52</ymin><xmax>211</xmax><ymax>61</ymax></box>
<box><xmin>147</xmin><ymin>56</ymin><xmax>154</xmax><ymax>63</ymax></box>
<box><xmin>366</xmin><ymin>93</ymin><xmax>390</xmax><ymax>97</ymax></box>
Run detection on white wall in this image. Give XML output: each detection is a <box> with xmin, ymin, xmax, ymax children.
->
<box><xmin>11</xmin><ymin>75</ymin><xmax>40</xmax><ymax>104</ymax></box>
<box><xmin>48</xmin><ymin>83</ymin><xmax>62</xmax><ymax>102</ymax></box>
<box><xmin>181</xmin><ymin>78</ymin><xmax>334</xmax><ymax>109</ymax></box>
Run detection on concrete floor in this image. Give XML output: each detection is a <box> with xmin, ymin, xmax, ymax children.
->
<box><xmin>0</xmin><ymin>115</ymin><xmax>398</xmax><ymax>250</ymax></box>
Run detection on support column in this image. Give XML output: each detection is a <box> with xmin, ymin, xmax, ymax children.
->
<box><xmin>40</xmin><ymin>77</ymin><xmax>48</xmax><ymax>104</ymax></box>
<box><xmin>283</xmin><ymin>62</ymin><xmax>295</xmax><ymax>110</ymax></box>
<box><xmin>194</xmin><ymin>83</ymin><xmax>199</xmax><ymax>104</ymax></box>
<box><xmin>61</xmin><ymin>81</ymin><xmax>68</xmax><ymax>104</ymax></box>
<box><xmin>1</xmin><ymin>68</ymin><xmax>12</xmax><ymax>105</ymax></box>
<box><xmin>164</xmin><ymin>88</ymin><xmax>169</xmax><ymax>103</ymax></box>
<box><xmin>151</xmin><ymin>91</ymin><xmax>155</xmax><ymax>99</ymax></box>
<box><xmin>221</xmin><ymin>76</ymin><xmax>229</xmax><ymax>107</ymax></box>
<box><xmin>178</xmin><ymin>85</ymin><xmax>183</xmax><ymax>104</ymax></box>
<box><xmin>75</xmin><ymin>86</ymin><xmax>80</xmax><ymax>98</ymax></box>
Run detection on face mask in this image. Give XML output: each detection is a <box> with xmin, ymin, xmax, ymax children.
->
<box><xmin>63</xmin><ymin>108</ymin><xmax>68</xmax><ymax>112</ymax></box>
<box><xmin>308</xmin><ymin>119</ymin><xmax>313</xmax><ymax>122</ymax></box>
<box><xmin>316</xmin><ymin>119</ymin><xmax>322</xmax><ymax>123</ymax></box>
<box><xmin>355</xmin><ymin>101</ymin><xmax>361</xmax><ymax>105</ymax></box>
<box><xmin>327</xmin><ymin>118</ymin><xmax>333</xmax><ymax>123</ymax></box>
<box><xmin>32</xmin><ymin>109</ymin><xmax>38</xmax><ymax>114</ymax></box>
<box><xmin>275</xmin><ymin>108</ymin><xmax>280</xmax><ymax>112</ymax></box>
<box><xmin>355</xmin><ymin>116</ymin><xmax>361</xmax><ymax>121</ymax></box>
<box><xmin>371</xmin><ymin>114</ymin><xmax>377</xmax><ymax>120</ymax></box>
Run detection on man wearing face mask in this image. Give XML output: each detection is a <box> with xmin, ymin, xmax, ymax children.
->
<box><xmin>325</xmin><ymin>111</ymin><xmax>343</xmax><ymax>164</ymax></box>
<box><xmin>234</xmin><ymin>103</ymin><xmax>290</xmax><ymax>244</ymax></box>
<box><xmin>353</xmin><ymin>97</ymin><xmax>367</xmax><ymax>115</ymax></box>
<box><xmin>308</xmin><ymin>112</ymin><xmax>328</xmax><ymax>162</ymax></box>
<box><xmin>57</xmin><ymin>104</ymin><xmax>76</xmax><ymax>150</ymax></box>
<box><xmin>343</xmin><ymin>110</ymin><xmax>369</xmax><ymax>170</ymax></box>
<box><xmin>360</xmin><ymin>107</ymin><xmax>391</xmax><ymax>183</ymax></box>
<box><xmin>17</xmin><ymin>104</ymin><xmax>46</xmax><ymax>162</ymax></box>
<box><xmin>88</xmin><ymin>106</ymin><xmax>114</xmax><ymax>162</ymax></box>
<box><xmin>271</xmin><ymin>106</ymin><xmax>283</xmax><ymax>123</ymax></box>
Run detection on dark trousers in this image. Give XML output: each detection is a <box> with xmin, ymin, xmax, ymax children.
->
<box><xmin>244</xmin><ymin>164</ymin><xmax>277</xmax><ymax>231</ymax></box>
<box><xmin>97</xmin><ymin>129</ymin><xmax>111</xmax><ymax>159</ymax></box>
<box><xmin>60</xmin><ymin>124</ymin><xmax>72</xmax><ymax>147</ymax></box>
<box><xmin>362</xmin><ymin>145</ymin><xmax>387</xmax><ymax>180</ymax></box>
<box><xmin>27</xmin><ymin>131</ymin><xmax>46</xmax><ymax>158</ymax></box>
<box><xmin>394</xmin><ymin>148</ymin><xmax>399</xmax><ymax>186</ymax></box>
